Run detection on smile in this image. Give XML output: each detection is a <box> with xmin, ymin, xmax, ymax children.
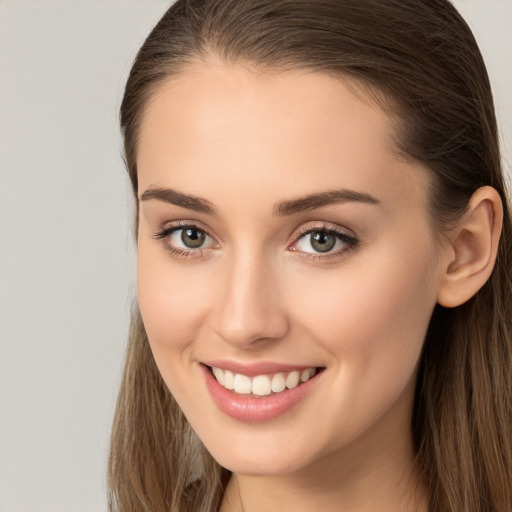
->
<box><xmin>202</xmin><ymin>363</ymin><xmax>324</xmax><ymax>422</ymax></box>
<box><xmin>210</xmin><ymin>366</ymin><xmax>318</xmax><ymax>396</ymax></box>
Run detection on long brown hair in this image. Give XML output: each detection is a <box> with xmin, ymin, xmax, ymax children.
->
<box><xmin>108</xmin><ymin>1</ymin><xmax>512</xmax><ymax>510</ymax></box>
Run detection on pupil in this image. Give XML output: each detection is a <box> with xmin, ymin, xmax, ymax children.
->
<box><xmin>182</xmin><ymin>228</ymin><xmax>205</xmax><ymax>248</ymax></box>
<box><xmin>311</xmin><ymin>231</ymin><xmax>335</xmax><ymax>253</ymax></box>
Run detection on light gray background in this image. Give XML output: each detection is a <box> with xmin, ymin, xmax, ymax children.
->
<box><xmin>0</xmin><ymin>1</ymin><xmax>510</xmax><ymax>511</ymax></box>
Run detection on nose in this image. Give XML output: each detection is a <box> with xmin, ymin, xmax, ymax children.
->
<box><xmin>211</xmin><ymin>249</ymin><xmax>289</xmax><ymax>349</ymax></box>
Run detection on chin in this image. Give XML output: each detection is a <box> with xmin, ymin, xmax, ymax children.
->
<box><xmin>217</xmin><ymin>455</ymin><xmax>304</xmax><ymax>477</ymax></box>
<box><xmin>203</xmin><ymin>434</ymin><xmax>317</xmax><ymax>477</ymax></box>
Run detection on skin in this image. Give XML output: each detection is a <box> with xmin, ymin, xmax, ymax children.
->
<box><xmin>135</xmin><ymin>58</ymin><xmax>502</xmax><ymax>511</ymax></box>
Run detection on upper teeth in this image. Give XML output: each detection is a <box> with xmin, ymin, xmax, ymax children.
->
<box><xmin>211</xmin><ymin>367</ymin><xmax>317</xmax><ymax>396</ymax></box>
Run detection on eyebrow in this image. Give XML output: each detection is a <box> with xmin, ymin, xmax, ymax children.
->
<box><xmin>140</xmin><ymin>187</ymin><xmax>217</xmax><ymax>215</ymax></box>
<box><xmin>139</xmin><ymin>186</ymin><xmax>380</xmax><ymax>216</ymax></box>
<box><xmin>274</xmin><ymin>189</ymin><xmax>380</xmax><ymax>216</ymax></box>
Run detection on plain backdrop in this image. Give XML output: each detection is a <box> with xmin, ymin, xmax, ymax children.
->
<box><xmin>0</xmin><ymin>1</ymin><xmax>510</xmax><ymax>511</ymax></box>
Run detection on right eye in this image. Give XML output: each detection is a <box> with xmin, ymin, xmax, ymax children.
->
<box><xmin>154</xmin><ymin>224</ymin><xmax>216</xmax><ymax>257</ymax></box>
<box><xmin>170</xmin><ymin>227</ymin><xmax>210</xmax><ymax>249</ymax></box>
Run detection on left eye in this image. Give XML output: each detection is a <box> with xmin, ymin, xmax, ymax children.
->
<box><xmin>293</xmin><ymin>229</ymin><xmax>354</xmax><ymax>254</ymax></box>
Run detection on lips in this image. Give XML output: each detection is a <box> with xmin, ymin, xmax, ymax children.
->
<box><xmin>201</xmin><ymin>361</ymin><xmax>324</xmax><ymax>422</ymax></box>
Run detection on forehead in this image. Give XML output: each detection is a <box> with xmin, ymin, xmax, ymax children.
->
<box><xmin>136</xmin><ymin>58</ymin><xmax>429</xmax><ymax>214</ymax></box>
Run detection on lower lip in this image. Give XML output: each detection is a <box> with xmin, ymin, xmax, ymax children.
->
<box><xmin>201</xmin><ymin>364</ymin><xmax>323</xmax><ymax>423</ymax></box>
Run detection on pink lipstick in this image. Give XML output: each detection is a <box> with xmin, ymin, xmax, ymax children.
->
<box><xmin>201</xmin><ymin>362</ymin><xmax>324</xmax><ymax>423</ymax></box>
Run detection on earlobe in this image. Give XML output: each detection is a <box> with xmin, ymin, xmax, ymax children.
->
<box><xmin>437</xmin><ymin>186</ymin><xmax>503</xmax><ymax>308</ymax></box>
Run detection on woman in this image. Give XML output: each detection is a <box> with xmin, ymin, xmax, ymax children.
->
<box><xmin>108</xmin><ymin>1</ymin><xmax>512</xmax><ymax>511</ymax></box>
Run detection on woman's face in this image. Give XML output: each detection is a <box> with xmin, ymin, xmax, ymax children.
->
<box><xmin>136</xmin><ymin>60</ymin><xmax>445</xmax><ymax>477</ymax></box>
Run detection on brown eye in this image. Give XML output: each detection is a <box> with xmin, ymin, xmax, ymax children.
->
<box><xmin>310</xmin><ymin>231</ymin><xmax>336</xmax><ymax>253</ymax></box>
<box><xmin>181</xmin><ymin>228</ymin><xmax>206</xmax><ymax>248</ymax></box>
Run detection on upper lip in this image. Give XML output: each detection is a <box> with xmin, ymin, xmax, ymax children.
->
<box><xmin>201</xmin><ymin>359</ymin><xmax>322</xmax><ymax>377</ymax></box>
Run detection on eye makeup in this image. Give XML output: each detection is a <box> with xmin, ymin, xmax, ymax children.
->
<box><xmin>153</xmin><ymin>221</ymin><xmax>217</xmax><ymax>259</ymax></box>
<box><xmin>152</xmin><ymin>219</ymin><xmax>359</xmax><ymax>262</ymax></box>
<box><xmin>287</xmin><ymin>223</ymin><xmax>359</xmax><ymax>263</ymax></box>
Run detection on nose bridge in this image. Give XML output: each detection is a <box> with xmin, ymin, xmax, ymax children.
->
<box><xmin>213</xmin><ymin>245</ymin><xmax>288</xmax><ymax>347</ymax></box>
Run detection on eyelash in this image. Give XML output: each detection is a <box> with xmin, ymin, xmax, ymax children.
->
<box><xmin>290</xmin><ymin>224</ymin><xmax>359</xmax><ymax>261</ymax></box>
<box><xmin>153</xmin><ymin>221</ymin><xmax>215</xmax><ymax>259</ymax></box>
<box><xmin>152</xmin><ymin>222</ymin><xmax>359</xmax><ymax>261</ymax></box>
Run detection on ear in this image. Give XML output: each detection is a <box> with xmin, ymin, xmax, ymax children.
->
<box><xmin>437</xmin><ymin>186</ymin><xmax>503</xmax><ymax>308</ymax></box>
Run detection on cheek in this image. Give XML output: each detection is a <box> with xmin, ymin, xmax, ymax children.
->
<box><xmin>303</xmin><ymin>248</ymin><xmax>435</xmax><ymax>357</ymax></box>
<box><xmin>136</xmin><ymin>244</ymin><xmax>210</xmax><ymax>392</ymax></box>
<box><xmin>285</xmin><ymin>233</ymin><xmax>438</xmax><ymax>425</ymax></box>
<box><xmin>138</xmin><ymin>265</ymin><xmax>195</xmax><ymax>347</ymax></box>
<box><xmin>312</xmin><ymin>223</ymin><xmax>436</xmax><ymax>334</ymax></box>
